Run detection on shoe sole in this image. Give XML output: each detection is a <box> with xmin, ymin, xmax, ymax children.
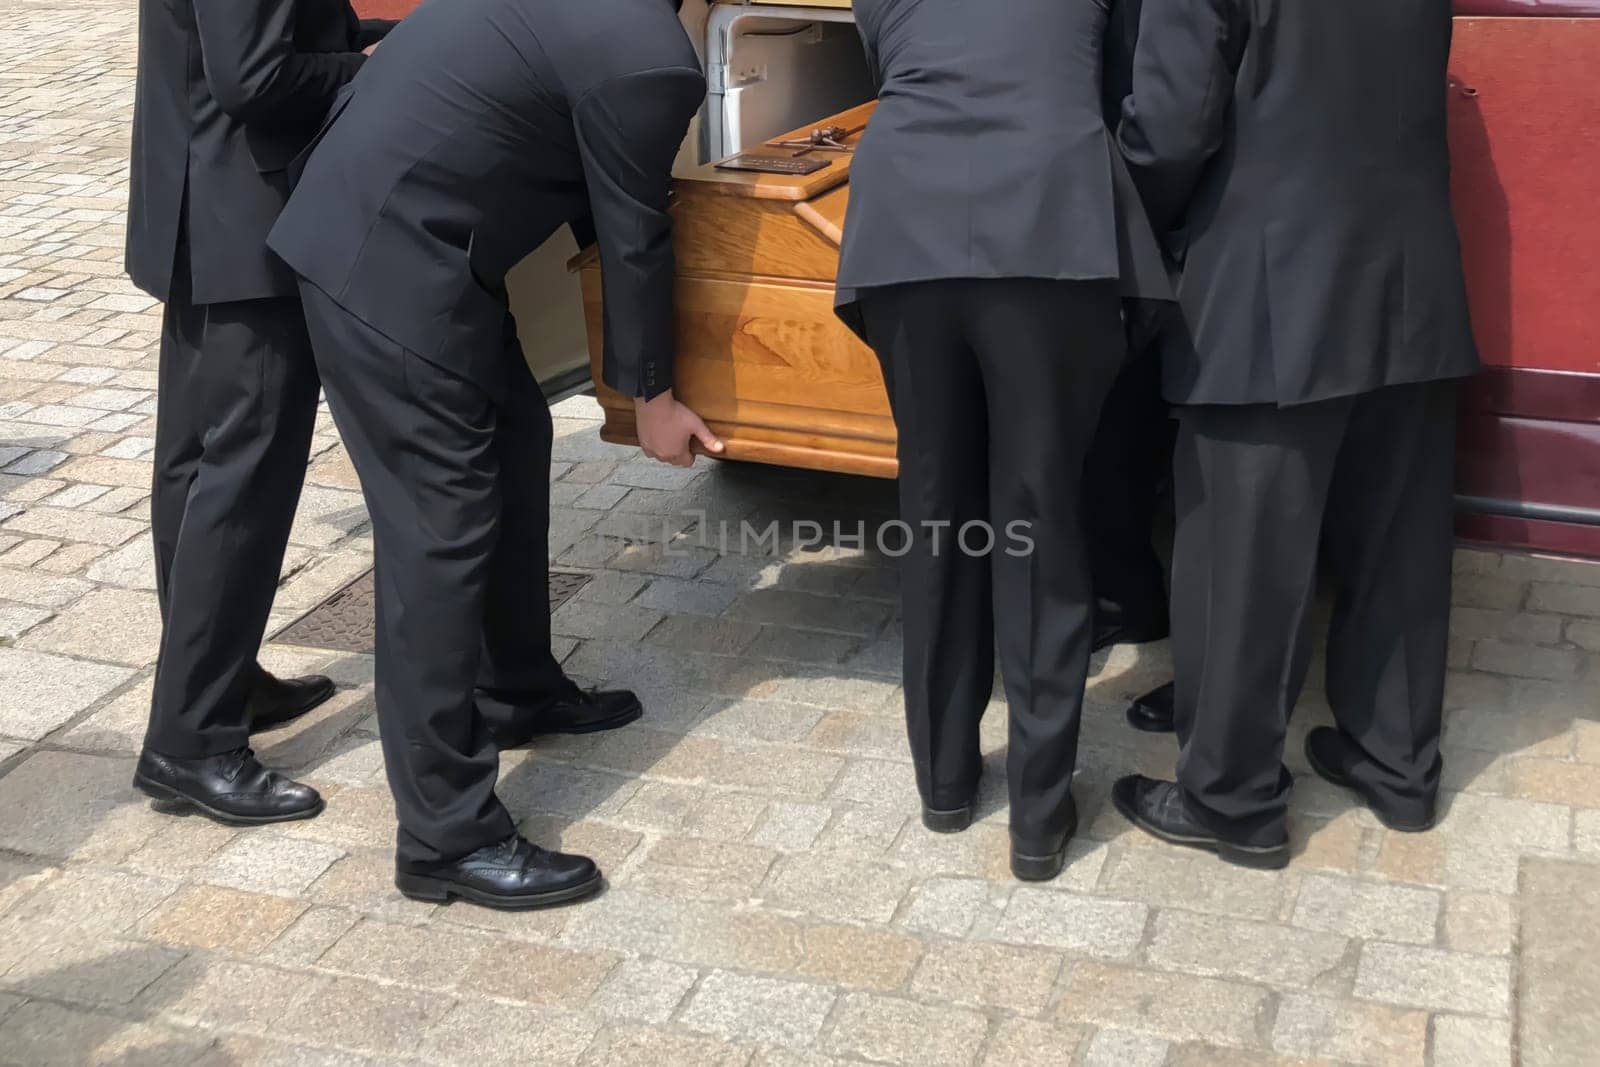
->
<box><xmin>251</xmin><ymin>680</ymin><xmax>338</xmax><ymax>734</ymax></box>
<box><xmin>922</xmin><ymin>803</ymin><xmax>974</xmax><ymax>834</ymax></box>
<box><xmin>1111</xmin><ymin>789</ymin><xmax>1289</xmax><ymax>871</ymax></box>
<box><xmin>394</xmin><ymin>870</ymin><xmax>604</xmax><ymax>910</ymax></box>
<box><xmin>1303</xmin><ymin>741</ymin><xmax>1436</xmax><ymax>834</ymax></box>
<box><xmin>133</xmin><ymin>773</ymin><xmax>325</xmax><ymax>827</ymax></box>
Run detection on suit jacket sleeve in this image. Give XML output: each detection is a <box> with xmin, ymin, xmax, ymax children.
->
<box><xmin>1117</xmin><ymin>0</ymin><xmax>1245</xmax><ymax>232</ymax></box>
<box><xmin>573</xmin><ymin>67</ymin><xmax>705</xmax><ymax>401</ymax></box>
<box><xmin>192</xmin><ymin>0</ymin><xmax>366</xmax><ymax>126</ymax></box>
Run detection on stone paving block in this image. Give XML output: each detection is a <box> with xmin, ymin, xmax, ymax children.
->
<box><xmin>693</xmin><ymin>697</ymin><xmax>827</xmax><ymax>745</ymax></box>
<box><xmin>0</xmin><ymin>597</ymin><xmax>51</xmax><ymax>639</ymax></box>
<box><xmin>891</xmin><ymin>821</ymin><xmax>1014</xmax><ymax>882</ymax></box>
<box><xmin>0</xmin><ymin>999</ymin><xmax>212</xmax><ymax>1066</ymax></box>
<box><xmin>745</xmin><ymin>626</ymin><xmax>860</xmax><ymax>666</ymax></box>
<box><xmin>1431</xmin><ymin>1015</ymin><xmax>1513</xmax><ymax>1067</ymax></box>
<box><xmin>1519</xmin><ymin>857</ymin><xmax>1600</xmax><ymax>1067</ymax></box>
<box><xmin>1528</xmin><ymin>582</ymin><xmax>1600</xmax><ymax>618</ymax></box>
<box><xmin>633</xmin><ymin>836</ymin><xmax>778</xmax><ymax>901</ymax></box>
<box><xmin>1099</xmin><ymin>843</ymin><xmax>1287</xmax><ymax>920</ymax></box>
<box><xmin>459</xmin><ymin>941</ymin><xmax>620</xmax><ymax>1008</ymax></box>
<box><xmin>203</xmin><ymin>832</ymin><xmax>345</xmax><ymax>897</ymax></box>
<box><xmin>705</xmin><ymin>743</ymin><xmax>846</xmax><ymax>801</ymax></box>
<box><xmin>898</xmin><ymin>877</ymin><xmax>1006</xmax><ymax>939</ymax></box>
<box><xmin>908</xmin><ymin>938</ymin><xmax>1063</xmax><ymax>1014</ymax></box>
<box><xmin>633</xmin><ymin>574</ymin><xmax>740</xmax><ymax>616</ymax></box>
<box><xmin>724</xmin><ymin>588</ymin><xmax>892</xmax><ymax>637</ymax></box>
<box><xmin>580</xmin><ymin>1024</ymin><xmax>752</xmax><ymax>1067</ymax></box>
<box><xmin>762</xmin><ymin>854</ymin><xmax>914</xmax><ymax>924</ymax></box>
<box><xmin>4</xmin><ymin>931</ymin><xmax>184</xmax><ymax>1006</ymax></box>
<box><xmin>0</xmin><ymin>749</ymin><xmax>161</xmax><ymax>861</ymax></box>
<box><xmin>1443</xmin><ymin>892</ymin><xmax>1516</xmax><ymax>956</ymax></box>
<box><xmin>1510</xmin><ymin>758</ymin><xmax>1600</xmax><ymax>808</ymax></box>
<box><xmin>3</xmin><ymin>504</ymin><xmax>144</xmax><ymax>545</ymax></box>
<box><xmin>8</xmin><ymin>865</ymin><xmax>175</xmax><ymax>937</ymax></box>
<box><xmin>805</xmin><ymin>710</ymin><xmax>911</xmax><ymax>760</ymax></box>
<box><xmin>645</xmin><ymin>613</ymin><xmax>761</xmax><ymax>655</ymax></box>
<box><xmin>37</xmin><ymin>540</ymin><xmax>110</xmax><ymax>575</ymax></box>
<box><xmin>980</xmin><ymin>1019</ymin><xmax>1090</xmax><ymax>1066</ymax></box>
<box><xmin>0</xmin><ymin>562</ymin><xmax>91</xmax><ymax>606</ymax></box>
<box><xmin>1083</xmin><ymin>1030</ymin><xmax>1171</xmax><ymax>1067</ymax></box>
<box><xmin>301</xmin><ymin>850</ymin><xmax>438</xmax><ymax>923</ymax></box>
<box><xmin>587</xmin><ymin>957</ymin><xmax>700</xmax><ymax>1024</ymax></box>
<box><xmin>139</xmin><ymin>954</ymin><xmax>308</xmax><ymax>1035</ymax></box>
<box><xmin>562</xmin><ymin>889</ymin><xmax>805</xmax><ymax>974</ymax></box>
<box><xmin>1452</xmin><ymin>574</ymin><xmax>1526</xmax><ymax>612</ymax></box>
<box><xmin>277</xmin><ymin>975</ymin><xmax>454</xmax><ymax>1058</ymax></box>
<box><xmin>83</xmin><ymin>529</ymin><xmax>154</xmax><ymax>588</ymax></box>
<box><xmin>417</xmin><ymin>1000</ymin><xmax>603</xmax><ymax>1066</ymax></box>
<box><xmin>517</xmin><ymin>814</ymin><xmax>647</xmax><ymax>877</ymax></box>
<box><xmin>823</xmin><ymin>992</ymin><xmax>989</xmax><ymax>1067</ymax></box>
<box><xmin>0</xmin><ymin>644</ymin><xmax>130</xmax><ymax>738</ymax></box>
<box><xmin>137</xmin><ymin>883</ymin><xmax>308</xmax><ymax>955</ymax></box>
<box><xmin>1056</xmin><ymin>962</ymin><xmax>1271</xmax><ymax>1048</ymax></box>
<box><xmin>1471</xmin><ymin>639</ymin><xmax>1585</xmax><ymax>681</ymax></box>
<box><xmin>992</xmin><ymin>888</ymin><xmax>1147</xmax><ymax>960</ymax></box>
<box><xmin>1290</xmin><ymin>873</ymin><xmax>1441</xmax><ymax>944</ymax></box>
<box><xmin>1445</xmin><ymin>705</ymin><xmax>1574</xmax><ymax>759</ymax></box>
<box><xmin>1271</xmin><ymin>994</ymin><xmax>1427</xmax><ymax>1066</ymax></box>
<box><xmin>830</xmin><ymin>757</ymin><xmax>920</xmax><ymax>810</ymax></box>
<box><xmin>1354</xmin><ymin>942</ymin><xmax>1511</xmax><ymax>1016</ymax></box>
<box><xmin>257</xmin><ymin>905</ymin><xmax>362</xmax><ymax>967</ymax></box>
<box><xmin>750</xmin><ymin>801</ymin><xmax>834</xmax><ymax>852</ymax></box>
<box><xmin>1575</xmin><ymin>810</ymin><xmax>1600</xmax><ymax>856</ymax></box>
<box><xmin>681</xmin><ymin>969</ymin><xmax>836</xmax><ymax>1049</ymax></box>
<box><xmin>17</xmin><ymin>586</ymin><xmax>161</xmax><ymax>665</ymax></box>
<box><xmin>1569</xmin><ymin>619</ymin><xmax>1600</xmax><ymax>653</ymax></box>
<box><xmin>318</xmin><ymin>917</ymin><xmax>490</xmax><ymax>990</ymax></box>
<box><xmin>1450</xmin><ymin>605</ymin><xmax>1566</xmax><ymax>645</ymax></box>
<box><xmin>795</xmin><ymin>922</ymin><xmax>924</xmax><ymax>993</ymax></box>
<box><xmin>814</xmin><ymin>805</ymin><xmax>908</xmax><ymax>857</ymax></box>
<box><xmin>1146</xmin><ymin>910</ymin><xmax>1350</xmax><ymax>989</ymax></box>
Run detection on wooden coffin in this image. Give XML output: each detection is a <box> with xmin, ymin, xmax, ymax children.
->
<box><xmin>575</xmin><ymin>103</ymin><xmax>899</xmax><ymax>478</ymax></box>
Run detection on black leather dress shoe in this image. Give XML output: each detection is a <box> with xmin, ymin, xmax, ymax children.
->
<box><xmin>1011</xmin><ymin>798</ymin><xmax>1079</xmax><ymax>882</ymax></box>
<box><xmin>395</xmin><ymin>834</ymin><xmax>603</xmax><ymax>910</ymax></box>
<box><xmin>247</xmin><ymin>672</ymin><xmax>337</xmax><ymax>732</ymax></box>
<box><xmin>484</xmin><ymin>686</ymin><xmax>643</xmax><ymax>749</ymax></box>
<box><xmin>134</xmin><ymin>748</ymin><xmax>324</xmax><ymax>825</ymax></box>
<box><xmin>1112</xmin><ymin>774</ymin><xmax>1289</xmax><ymax>870</ymax></box>
<box><xmin>1126</xmin><ymin>681</ymin><xmax>1176</xmax><ymax>733</ymax></box>
<box><xmin>1305</xmin><ymin>727</ymin><xmax>1437</xmax><ymax>833</ymax></box>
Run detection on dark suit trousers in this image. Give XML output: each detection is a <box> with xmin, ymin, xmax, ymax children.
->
<box><xmin>297</xmin><ymin>281</ymin><xmax>566</xmax><ymax>865</ymax></box>
<box><xmin>146</xmin><ymin>251</ymin><xmax>319</xmax><ymax>759</ymax></box>
<box><xmin>1085</xmin><ymin>327</ymin><xmax>1172</xmax><ymax>632</ymax></box>
<box><xmin>858</xmin><ymin>278</ymin><xmax>1125</xmax><ymax>845</ymax></box>
<box><xmin>1170</xmin><ymin>380</ymin><xmax>1459</xmax><ymax>843</ymax></box>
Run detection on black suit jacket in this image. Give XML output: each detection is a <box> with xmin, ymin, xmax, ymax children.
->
<box><xmin>836</xmin><ymin>0</ymin><xmax>1171</xmax><ymax>333</ymax></box>
<box><xmin>1119</xmin><ymin>0</ymin><xmax>1480</xmax><ymax>406</ymax></box>
<box><xmin>125</xmin><ymin>0</ymin><xmax>390</xmax><ymax>305</ymax></box>
<box><xmin>269</xmin><ymin>0</ymin><xmax>704</xmax><ymax>401</ymax></box>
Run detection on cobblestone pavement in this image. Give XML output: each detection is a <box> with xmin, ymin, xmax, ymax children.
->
<box><xmin>3</xmin><ymin>2</ymin><xmax>1600</xmax><ymax>1064</ymax></box>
